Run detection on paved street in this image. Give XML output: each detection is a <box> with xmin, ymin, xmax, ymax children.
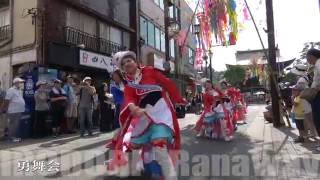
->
<box><xmin>1</xmin><ymin>105</ymin><xmax>320</xmax><ymax>180</ymax></box>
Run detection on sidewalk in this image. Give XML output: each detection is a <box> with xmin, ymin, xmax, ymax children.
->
<box><xmin>241</xmin><ymin>105</ymin><xmax>320</xmax><ymax>179</ymax></box>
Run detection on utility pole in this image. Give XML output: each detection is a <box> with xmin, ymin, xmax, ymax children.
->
<box><xmin>164</xmin><ymin>0</ymin><xmax>171</xmax><ymax>72</ymax></box>
<box><xmin>266</xmin><ymin>0</ymin><xmax>281</xmax><ymax>127</ymax></box>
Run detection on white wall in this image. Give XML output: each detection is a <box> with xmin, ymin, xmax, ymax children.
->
<box><xmin>0</xmin><ymin>55</ymin><xmax>11</xmax><ymax>90</ymax></box>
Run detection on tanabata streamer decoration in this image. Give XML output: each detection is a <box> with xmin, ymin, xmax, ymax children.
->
<box><xmin>199</xmin><ymin>0</ymin><xmax>240</xmax><ymax>46</ymax></box>
<box><xmin>197</xmin><ymin>12</ymin><xmax>212</xmax><ymax>51</ymax></box>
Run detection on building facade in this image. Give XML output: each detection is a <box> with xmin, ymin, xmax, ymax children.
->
<box><xmin>138</xmin><ymin>0</ymin><xmax>198</xmax><ymax>94</ymax></box>
<box><xmin>0</xmin><ymin>0</ymin><xmax>138</xmax><ymax>87</ymax></box>
<box><xmin>0</xmin><ymin>0</ymin><xmax>38</xmax><ymax>89</ymax></box>
<box><xmin>0</xmin><ymin>0</ymin><xmax>198</xmax><ymax>93</ymax></box>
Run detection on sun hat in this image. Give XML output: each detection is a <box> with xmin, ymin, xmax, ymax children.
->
<box><xmin>36</xmin><ymin>80</ymin><xmax>47</xmax><ymax>87</ymax></box>
<box><xmin>112</xmin><ymin>51</ymin><xmax>137</xmax><ymax>70</ymax></box>
<box><xmin>291</xmin><ymin>64</ymin><xmax>308</xmax><ymax>76</ymax></box>
<box><xmin>13</xmin><ymin>77</ymin><xmax>25</xmax><ymax>84</ymax></box>
<box><xmin>83</xmin><ymin>76</ymin><xmax>92</xmax><ymax>82</ymax></box>
<box><xmin>53</xmin><ymin>78</ymin><xmax>62</xmax><ymax>83</ymax></box>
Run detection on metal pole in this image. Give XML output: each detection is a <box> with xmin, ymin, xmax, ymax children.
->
<box><xmin>164</xmin><ymin>0</ymin><xmax>170</xmax><ymax>64</ymax></box>
<box><xmin>266</xmin><ymin>0</ymin><xmax>281</xmax><ymax>127</ymax></box>
<box><xmin>209</xmin><ymin>50</ymin><xmax>213</xmax><ymax>82</ymax></box>
<box><xmin>205</xmin><ymin>59</ymin><xmax>207</xmax><ymax>77</ymax></box>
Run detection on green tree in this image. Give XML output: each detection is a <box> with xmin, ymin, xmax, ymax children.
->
<box><xmin>224</xmin><ymin>65</ymin><xmax>246</xmax><ymax>87</ymax></box>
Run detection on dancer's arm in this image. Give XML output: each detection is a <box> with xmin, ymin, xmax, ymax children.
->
<box><xmin>151</xmin><ymin>68</ymin><xmax>186</xmax><ymax>104</ymax></box>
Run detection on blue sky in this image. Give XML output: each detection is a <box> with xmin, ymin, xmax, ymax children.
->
<box><xmin>187</xmin><ymin>0</ymin><xmax>320</xmax><ymax>71</ymax></box>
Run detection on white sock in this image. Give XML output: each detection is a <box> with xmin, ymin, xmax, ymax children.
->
<box><xmin>154</xmin><ymin>147</ymin><xmax>177</xmax><ymax>180</ymax></box>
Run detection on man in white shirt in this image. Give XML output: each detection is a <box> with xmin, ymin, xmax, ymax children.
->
<box><xmin>3</xmin><ymin>78</ymin><xmax>25</xmax><ymax>143</ymax></box>
<box><xmin>306</xmin><ymin>49</ymin><xmax>320</xmax><ymax>151</ymax></box>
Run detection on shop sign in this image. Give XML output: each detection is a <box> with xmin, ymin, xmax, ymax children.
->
<box><xmin>79</xmin><ymin>50</ymin><xmax>113</xmax><ymax>73</ymax></box>
<box><xmin>153</xmin><ymin>54</ymin><xmax>165</xmax><ymax>71</ymax></box>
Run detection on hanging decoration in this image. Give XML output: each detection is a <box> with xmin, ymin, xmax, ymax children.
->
<box><xmin>196</xmin><ymin>0</ymin><xmax>243</xmax><ymax>46</ymax></box>
<box><xmin>197</xmin><ymin>12</ymin><xmax>212</xmax><ymax>51</ymax></box>
<box><xmin>194</xmin><ymin>48</ymin><xmax>203</xmax><ymax>70</ymax></box>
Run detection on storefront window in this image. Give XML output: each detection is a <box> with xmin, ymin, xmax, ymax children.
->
<box><xmin>147</xmin><ymin>22</ymin><xmax>155</xmax><ymax>47</ymax></box>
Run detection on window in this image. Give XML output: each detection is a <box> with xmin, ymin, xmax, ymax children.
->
<box><xmin>154</xmin><ymin>0</ymin><xmax>160</xmax><ymax>6</ymax></box>
<box><xmin>99</xmin><ymin>23</ymin><xmax>110</xmax><ymax>40</ymax></box>
<box><xmin>0</xmin><ymin>0</ymin><xmax>9</xmax><ymax>9</ymax></box>
<box><xmin>110</xmin><ymin>27</ymin><xmax>122</xmax><ymax>45</ymax></box>
<box><xmin>159</xmin><ymin>0</ymin><xmax>164</xmax><ymax>10</ymax></box>
<box><xmin>141</xmin><ymin>16</ymin><xmax>164</xmax><ymax>51</ymax></box>
<box><xmin>155</xmin><ymin>27</ymin><xmax>161</xmax><ymax>50</ymax></box>
<box><xmin>169</xmin><ymin>7</ymin><xmax>174</xmax><ymax>19</ymax></box>
<box><xmin>0</xmin><ymin>9</ymin><xmax>10</xmax><ymax>27</ymax></box>
<box><xmin>140</xmin><ymin>16</ymin><xmax>147</xmax><ymax>41</ymax></box>
<box><xmin>147</xmin><ymin>21</ymin><xmax>155</xmax><ymax>47</ymax></box>
<box><xmin>160</xmin><ymin>31</ymin><xmax>165</xmax><ymax>52</ymax></box>
<box><xmin>154</xmin><ymin>0</ymin><xmax>164</xmax><ymax>10</ymax></box>
<box><xmin>170</xmin><ymin>39</ymin><xmax>175</xmax><ymax>58</ymax></box>
<box><xmin>188</xmin><ymin>48</ymin><xmax>195</xmax><ymax>64</ymax></box>
<box><xmin>112</xmin><ymin>0</ymin><xmax>130</xmax><ymax>27</ymax></box>
<box><xmin>66</xmin><ymin>8</ymin><xmax>96</xmax><ymax>36</ymax></box>
<box><xmin>123</xmin><ymin>32</ymin><xmax>131</xmax><ymax>49</ymax></box>
<box><xmin>80</xmin><ymin>0</ymin><xmax>131</xmax><ymax>28</ymax></box>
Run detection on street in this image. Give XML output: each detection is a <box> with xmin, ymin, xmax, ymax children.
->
<box><xmin>1</xmin><ymin>105</ymin><xmax>320</xmax><ymax>180</ymax></box>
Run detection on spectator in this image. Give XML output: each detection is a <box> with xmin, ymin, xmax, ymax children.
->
<box><xmin>0</xmin><ymin>81</ymin><xmax>6</xmax><ymax>138</ymax></box>
<box><xmin>78</xmin><ymin>77</ymin><xmax>96</xmax><ymax>137</ymax></box>
<box><xmin>306</xmin><ymin>49</ymin><xmax>320</xmax><ymax>150</ymax></box>
<box><xmin>63</xmin><ymin>75</ymin><xmax>77</xmax><ymax>134</ymax></box>
<box><xmin>291</xmin><ymin>84</ymin><xmax>307</xmax><ymax>143</ymax></box>
<box><xmin>3</xmin><ymin>78</ymin><xmax>25</xmax><ymax>143</ymax></box>
<box><xmin>110</xmin><ymin>70</ymin><xmax>125</xmax><ymax>130</ymax></box>
<box><xmin>34</xmin><ymin>81</ymin><xmax>49</xmax><ymax>138</ymax></box>
<box><xmin>291</xmin><ymin>64</ymin><xmax>318</xmax><ymax>138</ymax></box>
<box><xmin>50</xmin><ymin>79</ymin><xmax>67</xmax><ymax>138</ymax></box>
<box><xmin>99</xmin><ymin>83</ymin><xmax>114</xmax><ymax>132</ymax></box>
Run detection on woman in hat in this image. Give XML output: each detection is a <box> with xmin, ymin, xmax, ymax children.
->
<box><xmin>106</xmin><ymin>51</ymin><xmax>186</xmax><ymax>179</ymax></box>
<box><xmin>34</xmin><ymin>81</ymin><xmax>49</xmax><ymax>138</ymax></box>
<box><xmin>49</xmin><ymin>79</ymin><xmax>67</xmax><ymax>138</ymax></box>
